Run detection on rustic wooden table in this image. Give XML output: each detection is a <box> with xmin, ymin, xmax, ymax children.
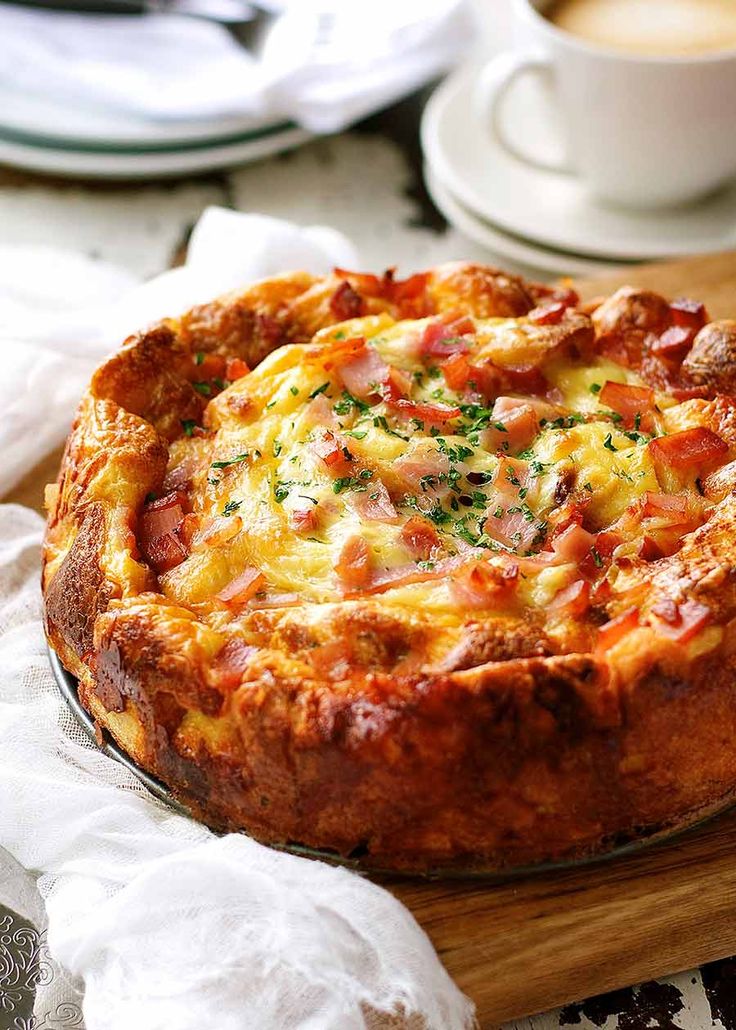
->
<box><xmin>1</xmin><ymin>90</ymin><xmax>735</xmax><ymax>1030</ymax></box>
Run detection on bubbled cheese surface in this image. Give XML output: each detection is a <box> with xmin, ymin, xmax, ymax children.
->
<box><xmin>160</xmin><ymin>314</ymin><xmax>704</xmax><ymax>625</ymax></box>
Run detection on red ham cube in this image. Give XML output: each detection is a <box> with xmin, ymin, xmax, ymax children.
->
<box><xmin>399</xmin><ymin>516</ymin><xmax>440</xmax><ymax>561</ymax></box>
<box><xmin>217</xmin><ymin>566</ymin><xmax>265</xmax><ymax>604</ymax></box>
<box><xmin>312</xmin><ymin>430</ymin><xmax>355</xmax><ymax>474</ymax></box>
<box><xmin>648</xmin><ymin>428</ymin><xmax>728</xmax><ymax>489</ymax></box>
<box><xmin>651</xmin><ymin>598</ymin><xmax>711</xmax><ymax>644</ymax></box>
<box><xmin>551</xmin><ymin>578</ymin><xmax>590</xmax><ymax>617</ymax></box>
<box><xmin>599</xmin><ymin>381</ymin><xmax>654</xmax><ymax>427</ymax></box>
<box><xmin>335</xmin><ymin>535</ymin><xmax>373</xmax><ymax>590</ymax></box>
<box><xmin>528</xmin><ymin>300</ymin><xmax>567</xmax><ymax>325</ymax></box>
<box><xmin>450</xmin><ymin>560</ymin><xmax>518</xmax><ymax>609</ymax></box>
<box><xmin>330</xmin><ymin>280</ymin><xmax>366</xmax><ymax>321</ymax></box>
<box><xmin>387</xmin><ymin>398</ymin><xmax>461</xmax><ymax>427</ymax></box>
<box><xmin>139</xmin><ymin>492</ymin><xmax>188</xmax><ymax>573</ymax></box>
<box><xmin>480</xmin><ymin>397</ymin><xmax>539</xmax><ymax>454</ymax></box>
<box><xmin>596</xmin><ymin>607</ymin><xmax>640</xmax><ymax>652</ymax></box>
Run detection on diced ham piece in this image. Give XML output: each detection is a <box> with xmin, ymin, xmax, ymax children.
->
<box><xmin>441</xmin><ymin>353</ymin><xmax>473</xmax><ymax>392</ymax></box>
<box><xmin>333</xmin><ymin>269</ymin><xmax>383</xmax><ymax>296</ymax></box>
<box><xmin>450</xmin><ymin>560</ymin><xmax>518</xmax><ymax>609</ymax></box>
<box><xmin>212</xmin><ymin>638</ymin><xmax>257</xmax><ymax>690</ymax></box>
<box><xmin>482</xmin><ymin>458</ymin><xmax>542</xmax><ymax>552</ymax></box>
<box><xmin>341</xmin><ymin>551</ymin><xmax>485</xmax><ymax>598</ymax></box>
<box><xmin>648</xmin><ymin>428</ymin><xmax>728</xmax><ymax>486</ymax></box>
<box><xmin>141</xmin><ymin>493</ymin><xmax>185</xmax><ymax>538</ymax></box>
<box><xmin>335</xmin><ymin>535</ymin><xmax>373</xmax><ymax>590</ymax></box>
<box><xmin>141</xmin><ymin>532</ymin><xmax>188</xmax><ymax>575</ymax></box>
<box><xmin>225</xmin><ymin>357</ymin><xmax>250</xmax><ymax>380</ymax></box>
<box><xmin>551</xmin><ymin>579</ymin><xmax>590</xmax><ymax>617</ymax></box>
<box><xmin>198</xmin><ymin>515</ymin><xmax>242</xmax><ymax>547</ymax></box>
<box><xmin>503</xmin><ymin>365</ymin><xmax>550</xmax><ymax>397</ymax></box>
<box><xmin>594</xmin><ymin>530</ymin><xmax>624</xmax><ymax>559</ymax></box>
<box><xmin>290</xmin><ymin>507</ymin><xmax>320</xmax><ymax>534</ymax></box>
<box><xmin>528</xmin><ymin>300</ymin><xmax>567</xmax><ymax>325</ymax></box>
<box><xmin>305</xmin><ymin>391</ymin><xmax>337</xmax><ymax>427</ymax></box>
<box><xmin>394</xmin><ymin>442</ymin><xmax>450</xmax><ymax>493</ymax></box>
<box><xmin>194</xmin><ymin>352</ymin><xmax>226</xmax><ymax>379</ymax></box>
<box><xmin>217</xmin><ymin>566</ymin><xmax>265</xmax><ymax>604</ymax></box>
<box><xmin>322</xmin><ymin>335</ymin><xmax>367</xmax><ymax>367</ymax></box>
<box><xmin>650</xmin><ymin>598</ymin><xmax>711</xmax><ymax>643</ymax></box>
<box><xmin>440</xmin><ymin>355</ymin><xmax>504</xmax><ymax>399</ymax></box>
<box><xmin>381</xmin><ymin>365</ymin><xmax>413</xmax><ymax>403</ymax></box>
<box><xmin>550</xmin><ymin>523</ymin><xmax>597</xmax><ymax>564</ymax></box>
<box><xmin>386</xmin><ymin>398</ymin><xmax>461</xmax><ymax>427</ymax></box>
<box><xmin>399</xmin><ymin>516</ymin><xmax>441</xmax><ymax>560</ymax></box>
<box><xmin>348</xmin><ymin>480</ymin><xmax>400</xmax><ymax>523</ymax></box>
<box><xmin>384</xmin><ymin>270</ymin><xmax>430</xmax><ymax>310</ymax></box>
<box><xmin>670</xmin><ymin>297</ymin><xmax>708</xmax><ymax>330</ymax></box>
<box><xmin>480</xmin><ymin>397</ymin><xmax>540</xmax><ymax>454</ymax></box>
<box><xmin>440</xmin><ymin>356</ymin><xmax>549</xmax><ymax>402</ymax></box>
<box><xmin>419</xmin><ymin>315</ymin><xmax>475</xmax><ymax>358</ymax></box>
<box><xmin>312</xmin><ymin>430</ymin><xmax>355</xmax><ymax>474</ymax></box>
<box><xmin>651</xmin><ymin>326</ymin><xmax>694</xmax><ymax>360</ymax></box>
<box><xmin>640</xmin><ymin>492</ymin><xmax>690</xmax><ymax>524</ymax></box>
<box><xmin>578</xmin><ymin>528</ymin><xmax>622</xmax><ymax>577</ymax></box>
<box><xmin>596</xmin><ymin>607</ymin><xmax>640</xmax><ymax>652</ymax></box>
<box><xmin>653</xmin><ymin>298</ymin><xmax>707</xmax><ymax>359</ymax></box>
<box><xmin>599</xmin><ymin>381</ymin><xmax>655</xmax><ymax>428</ymax></box>
<box><xmin>490</xmin><ymin>457</ymin><xmax>531</xmax><ymax>497</ymax></box>
<box><xmin>546</xmin><ymin>496</ymin><xmax>588</xmax><ymax>539</ymax></box>
<box><xmin>336</xmin><ymin>344</ymin><xmax>389</xmax><ymax>401</ymax></box>
<box><xmin>139</xmin><ymin>492</ymin><xmax>188</xmax><ymax>574</ymax></box>
<box><xmin>488</xmin><ymin>508</ymin><xmax>541</xmax><ymax>552</ymax></box>
<box><xmin>330</xmin><ymin>280</ymin><xmax>366</xmax><ymax>321</ymax></box>
<box><xmin>247</xmin><ymin>592</ymin><xmax>301</xmax><ymax>610</ymax></box>
<box><xmin>332</xmin><ymin>268</ymin><xmax>430</xmax><ymax>314</ymax></box>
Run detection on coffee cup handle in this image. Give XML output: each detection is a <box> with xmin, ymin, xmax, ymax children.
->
<box><xmin>474</xmin><ymin>52</ymin><xmax>573</xmax><ymax>174</ymax></box>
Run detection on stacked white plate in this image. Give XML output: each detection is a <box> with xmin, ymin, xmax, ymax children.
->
<box><xmin>0</xmin><ymin>83</ymin><xmax>312</xmax><ymax>180</ymax></box>
<box><xmin>421</xmin><ymin>66</ymin><xmax>736</xmax><ymax>278</ymax></box>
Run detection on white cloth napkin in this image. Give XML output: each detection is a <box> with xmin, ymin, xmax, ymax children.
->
<box><xmin>0</xmin><ymin>0</ymin><xmax>476</xmax><ymax>132</ymax></box>
<box><xmin>0</xmin><ymin>207</ymin><xmax>358</xmax><ymax>496</ymax></box>
<box><xmin>0</xmin><ymin>208</ymin><xmax>476</xmax><ymax>1030</ymax></box>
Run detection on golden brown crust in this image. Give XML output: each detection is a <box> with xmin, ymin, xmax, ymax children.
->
<box><xmin>45</xmin><ymin>502</ymin><xmax>111</xmax><ymax>657</ymax></box>
<box><xmin>42</xmin><ymin>263</ymin><xmax>736</xmax><ymax>872</ymax></box>
<box><xmin>593</xmin><ymin>286</ymin><xmax>672</xmax><ymax>337</ymax></box>
<box><xmin>682</xmin><ymin>320</ymin><xmax>736</xmax><ymax>393</ymax></box>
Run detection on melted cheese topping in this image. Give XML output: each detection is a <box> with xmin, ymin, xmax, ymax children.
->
<box><xmin>159</xmin><ymin>313</ymin><xmax>722</xmax><ymax>631</ymax></box>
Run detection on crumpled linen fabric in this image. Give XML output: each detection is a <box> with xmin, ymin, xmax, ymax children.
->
<box><xmin>0</xmin><ymin>207</ymin><xmax>358</xmax><ymax>497</ymax></box>
<box><xmin>0</xmin><ymin>0</ymin><xmax>476</xmax><ymax>131</ymax></box>
<box><xmin>0</xmin><ymin>210</ymin><xmax>476</xmax><ymax>1029</ymax></box>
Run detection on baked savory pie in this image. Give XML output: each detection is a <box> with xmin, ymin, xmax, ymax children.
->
<box><xmin>42</xmin><ymin>263</ymin><xmax>736</xmax><ymax>872</ymax></box>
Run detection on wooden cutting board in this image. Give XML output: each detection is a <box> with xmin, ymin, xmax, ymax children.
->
<box><xmin>10</xmin><ymin>249</ymin><xmax>736</xmax><ymax>1028</ymax></box>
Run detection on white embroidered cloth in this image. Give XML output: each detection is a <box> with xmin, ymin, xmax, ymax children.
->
<box><xmin>0</xmin><ymin>209</ymin><xmax>476</xmax><ymax>1029</ymax></box>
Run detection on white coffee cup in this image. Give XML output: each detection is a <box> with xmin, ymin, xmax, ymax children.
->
<box><xmin>475</xmin><ymin>0</ymin><xmax>736</xmax><ymax>208</ymax></box>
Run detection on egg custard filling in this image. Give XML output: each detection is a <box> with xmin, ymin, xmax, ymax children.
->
<box><xmin>138</xmin><ymin>302</ymin><xmax>732</xmax><ymax>660</ymax></box>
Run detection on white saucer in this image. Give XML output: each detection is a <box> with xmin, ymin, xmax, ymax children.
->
<box><xmin>0</xmin><ymin>77</ymin><xmax>313</xmax><ymax>179</ymax></box>
<box><xmin>0</xmin><ymin>122</ymin><xmax>312</xmax><ymax>180</ymax></box>
<box><xmin>425</xmin><ymin>162</ymin><xmax>631</xmax><ymax>278</ymax></box>
<box><xmin>421</xmin><ymin>67</ymin><xmax>736</xmax><ymax>262</ymax></box>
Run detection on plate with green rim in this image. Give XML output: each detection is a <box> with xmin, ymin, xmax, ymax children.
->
<box><xmin>0</xmin><ymin>118</ymin><xmax>313</xmax><ymax>179</ymax></box>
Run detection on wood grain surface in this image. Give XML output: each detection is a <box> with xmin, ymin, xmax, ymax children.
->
<box><xmin>10</xmin><ymin>248</ymin><xmax>736</xmax><ymax>1029</ymax></box>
